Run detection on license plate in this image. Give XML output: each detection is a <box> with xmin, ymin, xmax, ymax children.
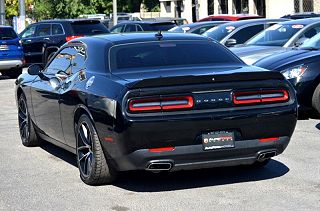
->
<box><xmin>202</xmin><ymin>131</ymin><xmax>235</xmax><ymax>150</ymax></box>
<box><xmin>0</xmin><ymin>45</ymin><xmax>8</xmax><ymax>50</ymax></box>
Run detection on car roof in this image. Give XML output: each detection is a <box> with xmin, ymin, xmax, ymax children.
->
<box><xmin>215</xmin><ymin>18</ymin><xmax>288</xmax><ymax>28</ymax></box>
<box><xmin>36</xmin><ymin>19</ymin><xmax>102</xmax><ymax>23</ymax></box>
<box><xmin>179</xmin><ymin>21</ymin><xmax>230</xmax><ymax>28</ymax></box>
<box><xmin>203</xmin><ymin>14</ymin><xmax>262</xmax><ymax>20</ymax></box>
<box><xmin>277</xmin><ymin>17</ymin><xmax>320</xmax><ymax>24</ymax></box>
<box><xmin>78</xmin><ymin>32</ymin><xmax>210</xmax><ymax>45</ymax></box>
<box><xmin>114</xmin><ymin>21</ymin><xmax>175</xmax><ymax>25</ymax></box>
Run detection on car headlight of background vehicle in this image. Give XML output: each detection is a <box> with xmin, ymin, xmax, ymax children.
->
<box><xmin>280</xmin><ymin>65</ymin><xmax>307</xmax><ymax>80</ymax></box>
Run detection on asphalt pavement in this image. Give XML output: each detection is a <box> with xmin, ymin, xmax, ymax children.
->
<box><xmin>0</xmin><ymin>77</ymin><xmax>319</xmax><ymax>211</ymax></box>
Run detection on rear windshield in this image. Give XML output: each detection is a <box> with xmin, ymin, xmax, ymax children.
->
<box><xmin>0</xmin><ymin>27</ymin><xmax>18</xmax><ymax>40</ymax></box>
<box><xmin>71</xmin><ymin>22</ymin><xmax>109</xmax><ymax>35</ymax></box>
<box><xmin>110</xmin><ymin>41</ymin><xmax>242</xmax><ymax>71</ymax></box>
<box><xmin>203</xmin><ymin>25</ymin><xmax>238</xmax><ymax>41</ymax></box>
<box><xmin>246</xmin><ymin>24</ymin><xmax>304</xmax><ymax>46</ymax></box>
<box><xmin>149</xmin><ymin>23</ymin><xmax>176</xmax><ymax>31</ymax></box>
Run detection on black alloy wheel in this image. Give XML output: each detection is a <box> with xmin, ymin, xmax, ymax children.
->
<box><xmin>77</xmin><ymin>121</ymin><xmax>94</xmax><ymax>178</ymax></box>
<box><xmin>18</xmin><ymin>94</ymin><xmax>40</xmax><ymax>147</ymax></box>
<box><xmin>76</xmin><ymin>114</ymin><xmax>117</xmax><ymax>185</ymax></box>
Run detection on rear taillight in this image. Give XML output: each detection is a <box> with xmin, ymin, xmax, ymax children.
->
<box><xmin>129</xmin><ymin>96</ymin><xmax>194</xmax><ymax>112</ymax></box>
<box><xmin>66</xmin><ymin>35</ymin><xmax>84</xmax><ymax>42</ymax></box>
<box><xmin>233</xmin><ymin>90</ymin><xmax>289</xmax><ymax>105</ymax></box>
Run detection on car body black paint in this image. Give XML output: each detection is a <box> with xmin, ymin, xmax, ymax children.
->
<box><xmin>15</xmin><ymin>33</ymin><xmax>297</xmax><ymax>173</ymax></box>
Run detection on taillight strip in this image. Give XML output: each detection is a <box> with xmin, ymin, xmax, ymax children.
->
<box><xmin>233</xmin><ymin>90</ymin><xmax>289</xmax><ymax>105</ymax></box>
<box><xmin>129</xmin><ymin>96</ymin><xmax>194</xmax><ymax>112</ymax></box>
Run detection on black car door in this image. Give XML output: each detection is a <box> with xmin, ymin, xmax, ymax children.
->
<box><xmin>30</xmin><ymin>47</ymin><xmax>74</xmax><ymax>143</ymax></box>
<box><xmin>20</xmin><ymin>24</ymin><xmax>38</xmax><ymax>63</ymax></box>
<box><xmin>58</xmin><ymin>45</ymin><xmax>87</xmax><ymax>148</ymax></box>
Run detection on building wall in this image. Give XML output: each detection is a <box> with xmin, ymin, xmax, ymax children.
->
<box><xmin>265</xmin><ymin>0</ymin><xmax>294</xmax><ymax>18</ymax></box>
<box><xmin>159</xmin><ymin>0</ymin><xmax>318</xmax><ymax>23</ymax></box>
<box><xmin>159</xmin><ymin>0</ymin><xmax>208</xmax><ymax>23</ymax></box>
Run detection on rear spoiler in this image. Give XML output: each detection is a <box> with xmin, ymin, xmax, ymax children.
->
<box><xmin>129</xmin><ymin>71</ymin><xmax>285</xmax><ymax>89</ymax></box>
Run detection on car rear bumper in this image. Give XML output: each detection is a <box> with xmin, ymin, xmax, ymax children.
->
<box><xmin>113</xmin><ymin>136</ymin><xmax>290</xmax><ymax>171</ymax></box>
<box><xmin>0</xmin><ymin>59</ymin><xmax>23</xmax><ymax>70</ymax></box>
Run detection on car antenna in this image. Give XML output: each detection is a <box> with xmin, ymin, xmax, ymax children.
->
<box><xmin>155</xmin><ymin>31</ymin><xmax>163</xmax><ymax>40</ymax></box>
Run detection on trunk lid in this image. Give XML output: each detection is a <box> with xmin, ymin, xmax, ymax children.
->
<box><xmin>113</xmin><ymin>65</ymin><xmax>284</xmax><ymax>89</ymax></box>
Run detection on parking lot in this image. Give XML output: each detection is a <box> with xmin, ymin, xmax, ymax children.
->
<box><xmin>0</xmin><ymin>77</ymin><xmax>319</xmax><ymax>211</ymax></box>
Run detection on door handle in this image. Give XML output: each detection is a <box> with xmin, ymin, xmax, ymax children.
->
<box><xmin>24</xmin><ymin>39</ymin><xmax>32</xmax><ymax>43</ymax></box>
<box><xmin>43</xmin><ymin>37</ymin><xmax>50</xmax><ymax>41</ymax></box>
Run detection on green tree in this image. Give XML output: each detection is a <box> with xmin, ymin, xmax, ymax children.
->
<box><xmin>5</xmin><ymin>0</ymin><xmax>34</xmax><ymax>20</ymax></box>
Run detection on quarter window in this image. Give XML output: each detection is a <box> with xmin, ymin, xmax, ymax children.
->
<box><xmin>52</xmin><ymin>24</ymin><xmax>64</xmax><ymax>35</ymax></box>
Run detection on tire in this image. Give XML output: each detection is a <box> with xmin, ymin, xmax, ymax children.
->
<box><xmin>76</xmin><ymin>114</ymin><xmax>117</xmax><ymax>185</ymax></box>
<box><xmin>312</xmin><ymin>82</ymin><xmax>320</xmax><ymax>117</ymax></box>
<box><xmin>18</xmin><ymin>93</ymin><xmax>41</xmax><ymax>147</ymax></box>
<box><xmin>251</xmin><ymin>158</ymin><xmax>270</xmax><ymax>168</ymax></box>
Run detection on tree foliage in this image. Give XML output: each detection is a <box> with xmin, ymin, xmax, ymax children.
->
<box><xmin>6</xmin><ymin>0</ymin><xmax>160</xmax><ymax>21</ymax></box>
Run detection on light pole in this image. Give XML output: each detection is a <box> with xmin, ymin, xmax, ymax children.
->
<box><xmin>0</xmin><ymin>0</ymin><xmax>5</xmax><ymax>25</ymax></box>
<box><xmin>113</xmin><ymin>0</ymin><xmax>117</xmax><ymax>26</ymax></box>
<box><xmin>18</xmin><ymin>0</ymin><xmax>25</xmax><ymax>32</ymax></box>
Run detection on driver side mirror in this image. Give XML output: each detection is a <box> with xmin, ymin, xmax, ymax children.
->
<box><xmin>27</xmin><ymin>64</ymin><xmax>48</xmax><ymax>81</ymax></box>
<box><xmin>27</xmin><ymin>64</ymin><xmax>43</xmax><ymax>76</ymax></box>
<box><xmin>225</xmin><ymin>39</ymin><xmax>237</xmax><ymax>47</ymax></box>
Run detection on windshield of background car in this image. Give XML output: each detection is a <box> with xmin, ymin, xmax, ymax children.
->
<box><xmin>202</xmin><ymin>25</ymin><xmax>237</xmax><ymax>41</ymax></box>
<box><xmin>245</xmin><ymin>24</ymin><xmax>304</xmax><ymax>46</ymax></box>
<box><xmin>71</xmin><ymin>22</ymin><xmax>109</xmax><ymax>35</ymax></box>
<box><xmin>150</xmin><ymin>23</ymin><xmax>177</xmax><ymax>31</ymax></box>
<box><xmin>300</xmin><ymin>32</ymin><xmax>320</xmax><ymax>48</ymax></box>
<box><xmin>0</xmin><ymin>28</ymin><xmax>18</xmax><ymax>40</ymax></box>
<box><xmin>168</xmin><ymin>26</ymin><xmax>189</xmax><ymax>33</ymax></box>
<box><xmin>110</xmin><ymin>41</ymin><xmax>242</xmax><ymax>72</ymax></box>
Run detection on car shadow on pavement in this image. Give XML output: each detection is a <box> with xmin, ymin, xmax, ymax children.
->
<box><xmin>40</xmin><ymin>142</ymin><xmax>77</xmax><ymax>167</ymax></box>
<box><xmin>114</xmin><ymin>160</ymin><xmax>289</xmax><ymax>192</ymax></box>
<box><xmin>40</xmin><ymin>141</ymin><xmax>289</xmax><ymax>192</ymax></box>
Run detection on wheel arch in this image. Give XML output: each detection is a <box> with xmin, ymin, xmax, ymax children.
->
<box><xmin>74</xmin><ymin>104</ymin><xmax>95</xmax><ymax>127</ymax></box>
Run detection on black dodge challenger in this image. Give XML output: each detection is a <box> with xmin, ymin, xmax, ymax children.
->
<box><xmin>15</xmin><ymin>33</ymin><xmax>297</xmax><ymax>185</ymax></box>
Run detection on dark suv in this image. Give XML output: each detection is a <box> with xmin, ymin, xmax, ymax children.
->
<box><xmin>110</xmin><ymin>21</ymin><xmax>176</xmax><ymax>33</ymax></box>
<box><xmin>19</xmin><ymin>19</ymin><xmax>109</xmax><ymax>64</ymax></box>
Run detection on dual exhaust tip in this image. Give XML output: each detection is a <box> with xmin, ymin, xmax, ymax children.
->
<box><xmin>257</xmin><ymin>151</ymin><xmax>277</xmax><ymax>161</ymax></box>
<box><xmin>146</xmin><ymin>151</ymin><xmax>277</xmax><ymax>171</ymax></box>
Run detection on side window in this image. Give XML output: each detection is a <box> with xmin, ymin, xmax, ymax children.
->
<box><xmin>45</xmin><ymin>46</ymin><xmax>86</xmax><ymax>75</ymax></box>
<box><xmin>111</xmin><ymin>25</ymin><xmax>124</xmax><ymax>33</ymax></box>
<box><xmin>124</xmin><ymin>24</ymin><xmax>137</xmax><ymax>32</ymax></box>
<box><xmin>72</xmin><ymin>46</ymin><xmax>87</xmax><ymax>73</ymax></box>
<box><xmin>21</xmin><ymin>25</ymin><xmax>36</xmax><ymax>38</ymax></box>
<box><xmin>230</xmin><ymin>24</ymin><xmax>264</xmax><ymax>44</ymax></box>
<box><xmin>301</xmin><ymin>26</ymin><xmax>320</xmax><ymax>39</ymax></box>
<box><xmin>35</xmin><ymin>24</ymin><xmax>51</xmax><ymax>37</ymax></box>
<box><xmin>52</xmin><ymin>24</ymin><xmax>64</xmax><ymax>35</ymax></box>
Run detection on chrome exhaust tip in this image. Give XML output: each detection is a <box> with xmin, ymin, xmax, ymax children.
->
<box><xmin>258</xmin><ymin>151</ymin><xmax>277</xmax><ymax>161</ymax></box>
<box><xmin>146</xmin><ymin>162</ymin><xmax>172</xmax><ymax>171</ymax></box>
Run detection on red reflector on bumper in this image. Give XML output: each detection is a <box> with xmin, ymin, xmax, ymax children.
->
<box><xmin>149</xmin><ymin>147</ymin><xmax>175</xmax><ymax>153</ymax></box>
<box><xmin>259</xmin><ymin>137</ymin><xmax>279</xmax><ymax>143</ymax></box>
